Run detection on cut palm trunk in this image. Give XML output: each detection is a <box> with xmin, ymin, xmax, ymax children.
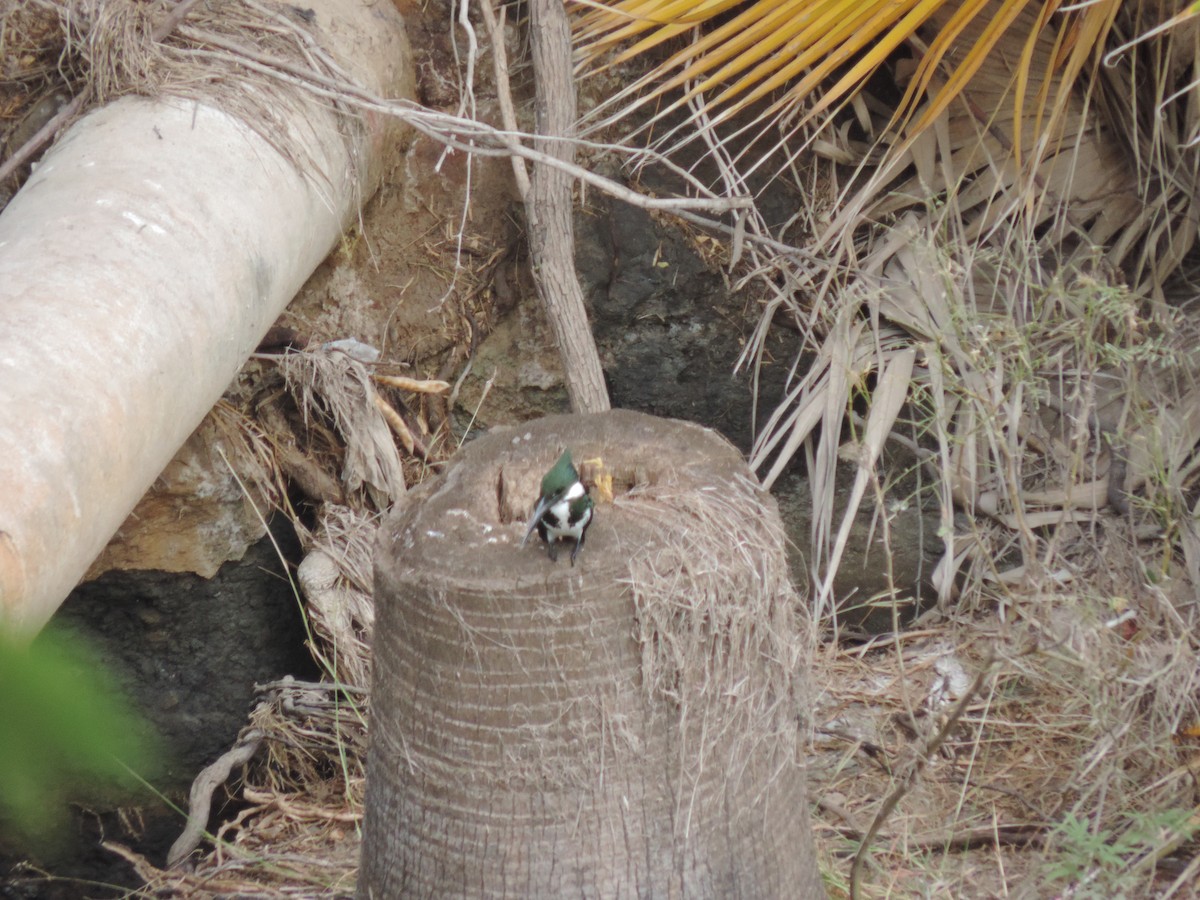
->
<box><xmin>361</xmin><ymin>410</ymin><xmax>823</xmax><ymax>897</ymax></box>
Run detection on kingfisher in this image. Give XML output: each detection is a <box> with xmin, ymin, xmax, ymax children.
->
<box><xmin>522</xmin><ymin>450</ymin><xmax>594</xmax><ymax>565</ymax></box>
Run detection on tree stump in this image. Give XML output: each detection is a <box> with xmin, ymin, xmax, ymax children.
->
<box><xmin>360</xmin><ymin>410</ymin><xmax>824</xmax><ymax>898</ymax></box>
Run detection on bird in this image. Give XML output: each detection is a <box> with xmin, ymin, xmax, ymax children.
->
<box><xmin>522</xmin><ymin>450</ymin><xmax>594</xmax><ymax>566</ymax></box>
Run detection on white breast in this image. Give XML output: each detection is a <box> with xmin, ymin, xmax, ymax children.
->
<box><xmin>545</xmin><ymin>498</ymin><xmax>571</xmax><ymax>531</ymax></box>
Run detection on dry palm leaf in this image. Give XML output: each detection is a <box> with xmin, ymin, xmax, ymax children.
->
<box><xmin>823</xmin><ymin>2</ymin><xmax>1140</xmax><ymax>262</ymax></box>
<box><xmin>764</xmin><ymin>214</ymin><xmax>1200</xmax><ymax>602</ymax></box>
<box><xmin>280</xmin><ymin>350</ymin><xmax>406</xmax><ymax>510</ymax></box>
<box><xmin>812</xmin><ymin>345</ymin><xmax>916</xmax><ymax>618</ymax></box>
<box><xmin>1094</xmin><ymin>5</ymin><xmax>1200</xmax><ymax>295</ymax></box>
<box><xmin>575</xmin><ymin>0</ymin><xmax>1200</xmax><ymax>600</ymax></box>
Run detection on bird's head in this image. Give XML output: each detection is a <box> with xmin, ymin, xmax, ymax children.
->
<box><xmin>540</xmin><ymin>450</ymin><xmax>580</xmax><ymax>500</ymax></box>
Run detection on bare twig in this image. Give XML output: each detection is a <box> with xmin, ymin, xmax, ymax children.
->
<box><xmin>169</xmin><ymin>30</ymin><xmax>749</xmax><ymax>216</ymax></box>
<box><xmin>168</xmin><ymin>728</ymin><xmax>265</xmax><ymax>868</ymax></box>
<box><xmin>479</xmin><ymin>0</ymin><xmax>531</xmax><ymax>198</ymax></box>
<box><xmin>371</xmin><ymin>374</ymin><xmax>450</xmax><ymax>394</ymax></box>
<box><xmin>0</xmin><ymin>94</ymin><xmax>86</xmax><ymax>184</ymax></box>
<box><xmin>849</xmin><ymin>649</ymin><xmax>997</xmax><ymax>900</ymax></box>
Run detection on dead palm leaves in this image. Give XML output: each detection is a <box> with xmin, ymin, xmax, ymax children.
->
<box><xmin>752</xmin><ymin>212</ymin><xmax>1200</xmax><ymax>612</ymax></box>
<box><xmin>572</xmin><ymin>0</ymin><xmax>1200</xmax><ymax>605</ymax></box>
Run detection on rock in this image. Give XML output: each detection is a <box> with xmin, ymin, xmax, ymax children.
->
<box><xmin>58</xmin><ymin>519</ymin><xmax>316</xmax><ymax>790</ymax></box>
<box><xmin>85</xmin><ymin>413</ymin><xmax>273</xmax><ymax>581</ymax></box>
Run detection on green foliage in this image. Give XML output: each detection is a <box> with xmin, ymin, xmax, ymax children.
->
<box><xmin>1044</xmin><ymin>808</ymin><xmax>1200</xmax><ymax>898</ymax></box>
<box><xmin>1045</xmin><ymin>270</ymin><xmax>1196</xmax><ymax>371</ymax></box>
<box><xmin>0</xmin><ymin>626</ymin><xmax>159</xmax><ymax>844</ymax></box>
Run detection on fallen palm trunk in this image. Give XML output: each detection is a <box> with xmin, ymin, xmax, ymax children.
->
<box><xmin>0</xmin><ymin>0</ymin><xmax>413</xmax><ymax>633</ymax></box>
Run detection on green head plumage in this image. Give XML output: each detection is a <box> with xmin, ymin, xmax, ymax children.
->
<box><xmin>541</xmin><ymin>450</ymin><xmax>579</xmax><ymax>496</ymax></box>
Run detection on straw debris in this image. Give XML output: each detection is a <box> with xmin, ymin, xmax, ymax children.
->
<box><xmin>622</xmin><ymin>475</ymin><xmax>813</xmax><ymax>798</ymax></box>
<box><xmin>279</xmin><ymin>350</ymin><xmax>406</xmax><ymax>510</ymax></box>
<box><xmin>112</xmin><ymin>679</ymin><xmax>366</xmax><ymax>898</ymax></box>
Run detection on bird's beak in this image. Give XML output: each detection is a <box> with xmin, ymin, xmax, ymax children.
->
<box><xmin>522</xmin><ymin>496</ymin><xmax>551</xmax><ymax>547</ymax></box>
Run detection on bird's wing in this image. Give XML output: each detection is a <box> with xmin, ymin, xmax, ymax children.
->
<box><xmin>522</xmin><ymin>494</ymin><xmax>553</xmax><ymax>546</ymax></box>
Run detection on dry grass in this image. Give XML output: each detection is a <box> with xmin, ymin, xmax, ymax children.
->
<box><xmin>622</xmin><ymin>476</ymin><xmax>814</xmax><ymax>814</ymax></box>
<box><xmin>112</xmin><ymin>679</ymin><xmax>367</xmax><ymax>899</ymax></box>
<box><xmin>808</xmin><ymin>597</ymin><xmax>1200</xmax><ymax>896</ymax></box>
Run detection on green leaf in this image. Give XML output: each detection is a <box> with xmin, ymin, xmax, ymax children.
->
<box><xmin>0</xmin><ymin>626</ymin><xmax>160</xmax><ymax>844</ymax></box>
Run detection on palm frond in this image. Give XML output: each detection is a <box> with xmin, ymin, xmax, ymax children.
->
<box><xmin>573</xmin><ymin>0</ymin><xmax>1121</xmax><ymax>173</ymax></box>
<box><xmin>572</xmin><ymin>0</ymin><xmax>1200</xmax><ymax>599</ymax></box>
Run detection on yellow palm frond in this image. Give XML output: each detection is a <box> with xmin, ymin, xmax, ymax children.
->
<box><xmin>573</xmin><ymin>0</ymin><xmax>1122</xmax><ymax>174</ymax></box>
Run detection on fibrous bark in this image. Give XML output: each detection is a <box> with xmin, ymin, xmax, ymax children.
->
<box><xmin>360</xmin><ymin>409</ymin><xmax>824</xmax><ymax>898</ymax></box>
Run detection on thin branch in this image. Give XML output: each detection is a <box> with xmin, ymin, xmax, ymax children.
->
<box><xmin>169</xmin><ymin>31</ymin><xmax>750</xmax><ymax>216</ymax></box>
<box><xmin>0</xmin><ymin>94</ymin><xmax>85</xmax><ymax>184</ymax></box>
<box><xmin>479</xmin><ymin>0</ymin><xmax>531</xmax><ymax>199</ymax></box>
<box><xmin>849</xmin><ymin>648</ymin><xmax>998</xmax><ymax>900</ymax></box>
